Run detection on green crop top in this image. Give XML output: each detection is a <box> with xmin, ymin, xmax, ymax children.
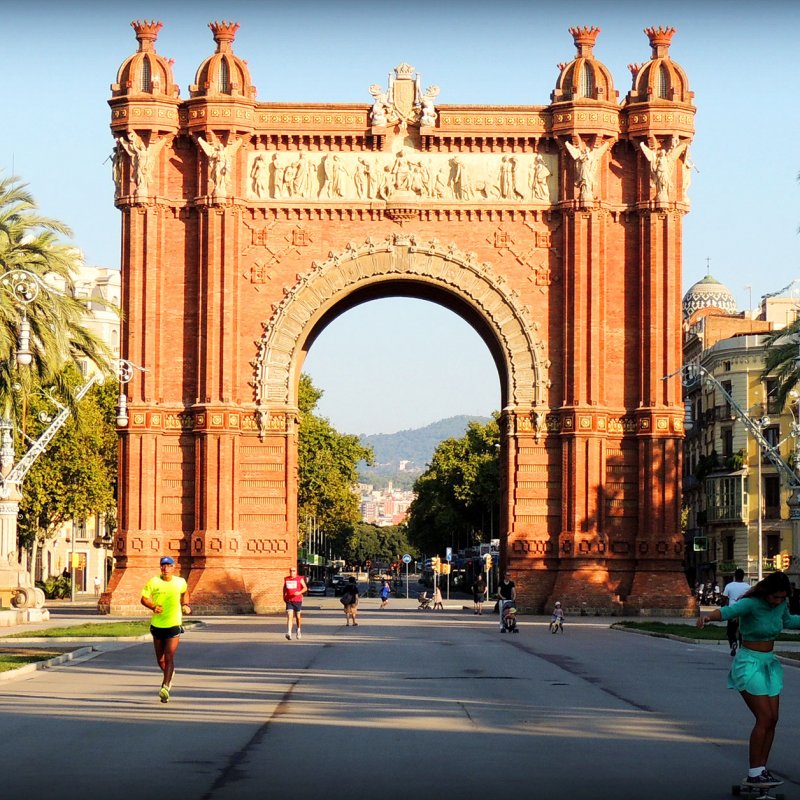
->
<box><xmin>719</xmin><ymin>596</ymin><xmax>800</xmax><ymax>641</ymax></box>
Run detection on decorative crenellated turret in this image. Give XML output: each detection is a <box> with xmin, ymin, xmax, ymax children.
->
<box><xmin>551</xmin><ymin>27</ymin><xmax>618</xmax><ymax>106</ymax></box>
<box><xmin>626</xmin><ymin>27</ymin><xmax>693</xmax><ymax>106</ymax></box>
<box><xmin>189</xmin><ymin>21</ymin><xmax>256</xmax><ymax>100</ymax></box>
<box><xmin>550</xmin><ymin>27</ymin><xmax>619</xmax><ymax>142</ymax></box>
<box><xmin>623</xmin><ymin>27</ymin><xmax>695</xmax><ymax>207</ymax></box>
<box><xmin>109</xmin><ymin>20</ymin><xmax>181</xmax><ymax>138</ymax></box>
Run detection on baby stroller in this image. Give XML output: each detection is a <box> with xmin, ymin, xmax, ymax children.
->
<box><xmin>417</xmin><ymin>591</ymin><xmax>432</xmax><ymax>611</ymax></box>
<box><xmin>500</xmin><ymin>599</ymin><xmax>518</xmax><ymax>633</ymax></box>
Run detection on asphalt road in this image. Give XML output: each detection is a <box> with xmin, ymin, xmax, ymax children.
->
<box><xmin>3</xmin><ymin>598</ymin><xmax>800</xmax><ymax>800</ymax></box>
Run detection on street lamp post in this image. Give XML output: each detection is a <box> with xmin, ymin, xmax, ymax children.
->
<box><xmin>754</xmin><ymin>415</ymin><xmax>770</xmax><ymax>583</ymax></box>
<box><xmin>0</xmin><ymin>269</ymin><xmax>119</xmax><ymax>619</ymax></box>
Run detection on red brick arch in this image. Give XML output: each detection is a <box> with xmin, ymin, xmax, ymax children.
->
<box><xmin>254</xmin><ymin>234</ymin><xmax>549</xmax><ymax>426</ymax></box>
<box><xmin>102</xmin><ymin>22</ymin><xmax>696</xmax><ymax>616</ymax></box>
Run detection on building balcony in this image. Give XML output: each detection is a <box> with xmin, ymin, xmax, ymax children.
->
<box><xmin>705</xmin><ymin>472</ymin><xmax>746</xmax><ymax>525</ymax></box>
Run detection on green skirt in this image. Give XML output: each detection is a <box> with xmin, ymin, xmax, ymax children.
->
<box><xmin>727</xmin><ymin>646</ymin><xmax>782</xmax><ymax>696</ymax></box>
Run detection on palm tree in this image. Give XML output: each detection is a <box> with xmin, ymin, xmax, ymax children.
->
<box><xmin>0</xmin><ymin>173</ymin><xmax>113</xmax><ymax>422</ymax></box>
<box><xmin>761</xmin><ymin>318</ymin><xmax>800</xmax><ymax>412</ymax></box>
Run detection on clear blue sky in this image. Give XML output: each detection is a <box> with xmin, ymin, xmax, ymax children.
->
<box><xmin>1</xmin><ymin>0</ymin><xmax>798</xmax><ymax>434</ymax></box>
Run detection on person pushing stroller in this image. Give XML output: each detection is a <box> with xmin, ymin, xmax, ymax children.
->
<box><xmin>498</xmin><ymin>572</ymin><xmax>517</xmax><ymax>633</ymax></box>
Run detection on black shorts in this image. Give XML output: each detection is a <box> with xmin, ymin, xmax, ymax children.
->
<box><xmin>150</xmin><ymin>625</ymin><xmax>184</xmax><ymax>640</ymax></box>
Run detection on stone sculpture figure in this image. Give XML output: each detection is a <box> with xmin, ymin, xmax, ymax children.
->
<box><xmin>433</xmin><ymin>169</ymin><xmax>447</xmax><ymax>199</ymax></box>
<box><xmin>682</xmin><ymin>145</ymin><xmax>696</xmax><ymax>200</ymax></box>
<box><xmin>118</xmin><ymin>131</ymin><xmax>165</xmax><ymax>199</ymax></box>
<box><xmin>272</xmin><ymin>155</ymin><xmax>285</xmax><ymax>199</ymax></box>
<box><xmin>250</xmin><ymin>154</ymin><xmax>270</xmax><ymax>199</ymax></box>
<box><xmin>368</xmin><ymin>84</ymin><xmax>391</xmax><ymax>127</ymax></box>
<box><xmin>292</xmin><ymin>153</ymin><xmax>314</xmax><ymax>198</ymax></box>
<box><xmin>111</xmin><ymin>143</ymin><xmax>123</xmax><ymax>198</ymax></box>
<box><xmin>322</xmin><ymin>155</ymin><xmax>346</xmax><ymax>198</ymax></box>
<box><xmin>419</xmin><ymin>85</ymin><xmax>440</xmax><ymax>127</ymax></box>
<box><xmin>531</xmin><ymin>154</ymin><xmax>551</xmax><ymax>202</ymax></box>
<box><xmin>450</xmin><ymin>156</ymin><xmax>474</xmax><ymax>201</ymax></box>
<box><xmin>564</xmin><ymin>138</ymin><xmax>612</xmax><ymax>204</ymax></box>
<box><xmin>640</xmin><ymin>136</ymin><xmax>688</xmax><ymax>205</ymax></box>
<box><xmin>197</xmin><ymin>135</ymin><xmax>241</xmax><ymax>199</ymax></box>
<box><xmin>391</xmin><ymin>149</ymin><xmax>413</xmax><ymax>193</ymax></box>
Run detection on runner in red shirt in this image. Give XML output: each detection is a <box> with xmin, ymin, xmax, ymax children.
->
<box><xmin>283</xmin><ymin>566</ymin><xmax>308</xmax><ymax>640</ymax></box>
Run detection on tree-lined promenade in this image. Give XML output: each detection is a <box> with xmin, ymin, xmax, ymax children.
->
<box><xmin>3</xmin><ymin>604</ymin><xmax>800</xmax><ymax>799</ymax></box>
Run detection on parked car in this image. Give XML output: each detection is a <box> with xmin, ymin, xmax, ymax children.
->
<box><xmin>334</xmin><ymin>578</ymin><xmax>356</xmax><ymax>596</ymax></box>
<box><xmin>307</xmin><ymin>580</ymin><xmax>327</xmax><ymax>597</ymax></box>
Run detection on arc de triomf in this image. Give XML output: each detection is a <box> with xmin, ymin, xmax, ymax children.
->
<box><xmin>101</xmin><ymin>21</ymin><xmax>696</xmax><ymax>615</ymax></box>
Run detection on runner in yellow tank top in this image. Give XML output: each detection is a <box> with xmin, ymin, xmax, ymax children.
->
<box><xmin>140</xmin><ymin>556</ymin><xmax>191</xmax><ymax>703</ymax></box>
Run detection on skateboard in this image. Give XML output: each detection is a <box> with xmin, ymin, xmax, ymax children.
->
<box><xmin>732</xmin><ymin>781</ymin><xmax>786</xmax><ymax>800</ymax></box>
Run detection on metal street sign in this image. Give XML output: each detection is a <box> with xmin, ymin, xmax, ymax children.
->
<box><xmin>446</xmin><ymin>547</ymin><xmax>452</xmax><ymax>562</ymax></box>
<box><xmin>402</xmin><ymin>554</ymin><xmax>412</xmax><ymax>564</ymax></box>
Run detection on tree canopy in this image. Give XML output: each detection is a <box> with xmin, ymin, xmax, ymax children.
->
<box><xmin>17</xmin><ymin>365</ymin><xmax>118</xmax><ymax>576</ymax></box>
<box><xmin>0</xmin><ymin>173</ymin><xmax>112</xmax><ymax>419</ymax></box>
<box><xmin>761</xmin><ymin>319</ymin><xmax>800</xmax><ymax>412</ymax></box>
<box><xmin>405</xmin><ymin>416</ymin><xmax>500</xmax><ymax>554</ymax></box>
<box><xmin>297</xmin><ymin>373</ymin><xmax>373</xmax><ymax>548</ymax></box>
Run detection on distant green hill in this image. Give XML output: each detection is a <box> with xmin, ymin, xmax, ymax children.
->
<box><xmin>358</xmin><ymin>415</ymin><xmax>491</xmax><ymax>488</ymax></box>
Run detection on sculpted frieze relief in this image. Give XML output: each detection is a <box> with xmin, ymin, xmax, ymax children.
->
<box><xmin>246</xmin><ymin>149</ymin><xmax>558</xmax><ymax>205</ymax></box>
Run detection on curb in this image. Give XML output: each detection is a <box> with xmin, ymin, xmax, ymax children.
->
<box><xmin>0</xmin><ymin>645</ymin><xmax>99</xmax><ymax>682</ymax></box>
<box><xmin>610</xmin><ymin>624</ymin><xmax>800</xmax><ymax>668</ymax></box>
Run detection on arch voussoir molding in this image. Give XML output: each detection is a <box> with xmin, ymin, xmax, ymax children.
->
<box><xmin>253</xmin><ymin>233</ymin><xmax>551</xmax><ymax>434</ymax></box>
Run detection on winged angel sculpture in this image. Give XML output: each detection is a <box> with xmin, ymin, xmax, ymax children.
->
<box><xmin>564</xmin><ymin>139</ymin><xmax>612</xmax><ymax>205</ymax></box>
<box><xmin>639</xmin><ymin>137</ymin><xmax>688</xmax><ymax>205</ymax></box>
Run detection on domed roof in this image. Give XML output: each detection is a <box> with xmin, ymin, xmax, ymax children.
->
<box><xmin>682</xmin><ymin>274</ymin><xmax>738</xmax><ymax>319</ymax></box>
<box><xmin>551</xmin><ymin>27</ymin><xmax>617</xmax><ymax>104</ymax></box>
<box><xmin>189</xmin><ymin>21</ymin><xmax>256</xmax><ymax>100</ymax></box>
<box><xmin>626</xmin><ymin>27</ymin><xmax>692</xmax><ymax>105</ymax></box>
<box><xmin>111</xmin><ymin>20</ymin><xmax>179</xmax><ymax>99</ymax></box>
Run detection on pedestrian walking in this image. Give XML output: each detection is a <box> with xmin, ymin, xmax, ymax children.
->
<box><xmin>722</xmin><ymin>568</ymin><xmax>750</xmax><ymax>656</ymax></box>
<box><xmin>697</xmin><ymin>570</ymin><xmax>800</xmax><ymax>789</ymax></box>
<box><xmin>433</xmin><ymin>584</ymin><xmax>443</xmax><ymax>610</ymax></box>
<box><xmin>471</xmin><ymin>573</ymin><xmax>487</xmax><ymax>614</ymax></box>
<box><xmin>93</xmin><ymin>575</ymin><xmax>101</xmax><ymax>598</ymax></box>
<box><xmin>283</xmin><ymin>566</ymin><xmax>308</xmax><ymax>640</ymax></box>
<box><xmin>341</xmin><ymin>577</ymin><xmax>360</xmax><ymax>626</ymax></box>
<box><xmin>140</xmin><ymin>556</ymin><xmax>191</xmax><ymax>704</ymax></box>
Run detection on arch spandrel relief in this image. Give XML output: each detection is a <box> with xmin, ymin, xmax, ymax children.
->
<box><xmin>246</xmin><ymin>148</ymin><xmax>558</xmax><ymax>205</ymax></box>
<box><xmin>253</xmin><ymin>234</ymin><xmax>551</xmax><ymax>435</ymax></box>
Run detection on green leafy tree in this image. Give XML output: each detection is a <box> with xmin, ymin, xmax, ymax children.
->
<box><xmin>339</xmin><ymin>522</ymin><xmax>413</xmax><ymax>565</ymax></box>
<box><xmin>0</xmin><ymin>173</ymin><xmax>112</xmax><ymax>419</ymax></box>
<box><xmin>761</xmin><ymin>318</ymin><xmax>800</xmax><ymax>412</ymax></box>
<box><xmin>406</xmin><ymin>416</ymin><xmax>500</xmax><ymax>554</ymax></box>
<box><xmin>297</xmin><ymin>374</ymin><xmax>373</xmax><ymax>549</ymax></box>
<box><xmin>17</xmin><ymin>366</ymin><xmax>118</xmax><ymax>579</ymax></box>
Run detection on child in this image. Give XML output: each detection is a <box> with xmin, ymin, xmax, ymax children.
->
<box><xmin>550</xmin><ymin>601</ymin><xmax>564</xmax><ymax>633</ymax></box>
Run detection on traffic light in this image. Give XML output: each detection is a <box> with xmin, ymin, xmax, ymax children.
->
<box><xmin>431</xmin><ymin>556</ymin><xmax>441</xmax><ymax>573</ymax></box>
<box><xmin>773</xmin><ymin>553</ymin><xmax>791</xmax><ymax>571</ymax></box>
<box><xmin>484</xmin><ymin>554</ymin><xmax>493</xmax><ymax>570</ymax></box>
<box><xmin>441</xmin><ymin>563</ymin><xmax>451</xmax><ymax>575</ymax></box>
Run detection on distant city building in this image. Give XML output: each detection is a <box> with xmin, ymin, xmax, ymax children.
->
<box><xmin>682</xmin><ymin>276</ymin><xmax>799</xmax><ymax>588</ymax></box>
<box><xmin>38</xmin><ymin>264</ymin><xmax>120</xmax><ymax>595</ymax></box>
<box><xmin>357</xmin><ymin>481</ymin><xmax>415</xmax><ymax>526</ymax></box>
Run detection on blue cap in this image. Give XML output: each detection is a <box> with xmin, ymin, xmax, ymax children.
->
<box><xmin>160</xmin><ymin>556</ymin><xmax>175</xmax><ymax>566</ymax></box>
